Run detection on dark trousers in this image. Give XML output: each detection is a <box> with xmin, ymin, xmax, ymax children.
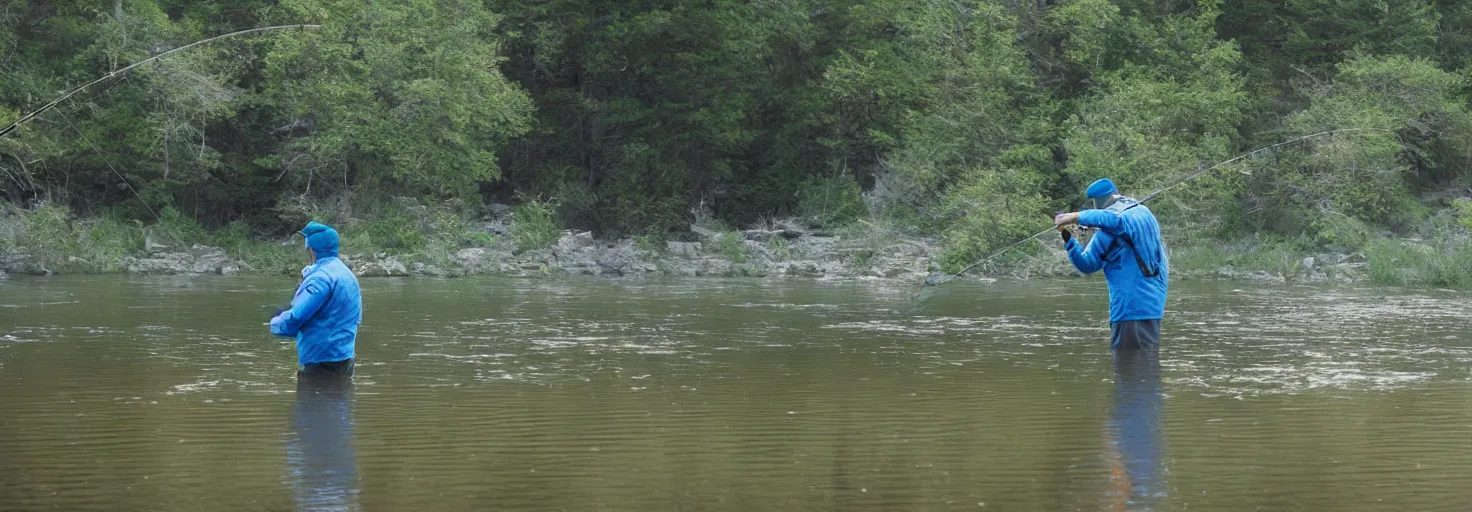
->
<box><xmin>1110</xmin><ymin>320</ymin><xmax>1160</xmax><ymax>350</ymax></box>
<box><xmin>299</xmin><ymin>358</ymin><xmax>355</xmax><ymax>377</ymax></box>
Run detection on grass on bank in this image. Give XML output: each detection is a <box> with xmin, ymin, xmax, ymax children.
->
<box><xmin>0</xmin><ymin>199</ymin><xmax>507</xmax><ymax>275</ymax></box>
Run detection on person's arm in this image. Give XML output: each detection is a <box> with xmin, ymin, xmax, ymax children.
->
<box><xmin>1067</xmin><ymin>229</ymin><xmax>1113</xmax><ymax>275</ymax></box>
<box><xmin>270</xmin><ymin>274</ymin><xmax>331</xmax><ymax>337</ymax></box>
<box><xmin>1077</xmin><ymin>209</ymin><xmax>1123</xmax><ymax>231</ymax></box>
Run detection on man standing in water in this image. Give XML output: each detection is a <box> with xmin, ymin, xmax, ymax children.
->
<box><xmin>1053</xmin><ymin>178</ymin><xmax>1169</xmax><ymax>349</ymax></box>
<box><xmin>270</xmin><ymin>221</ymin><xmax>363</xmax><ymax>375</ymax></box>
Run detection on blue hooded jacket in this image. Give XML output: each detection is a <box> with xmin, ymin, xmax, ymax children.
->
<box><xmin>1065</xmin><ymin>180</ymin><xmax>1169</xmax><ymax>323</ymax></box>
<box><xmin>270</xmin><ymin>222</ymin><xmax>362</xmax><ymax>366</ymax></box>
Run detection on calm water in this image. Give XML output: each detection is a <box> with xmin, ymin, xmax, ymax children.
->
<box><xmin>0</xmin><ymin>275</ymin><xmax>1469</xmax><ymax>511</ymax></box>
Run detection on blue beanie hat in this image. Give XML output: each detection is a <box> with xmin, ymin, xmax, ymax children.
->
<box><xmin>300</xmin><ymin>221</ymin><xmax>339</xmax><ymax>258</ymax></box>
<box><xmin>1085</xmin><ymin>178</ymin><xmax>1118</xmax><ymax>199</ymax></box>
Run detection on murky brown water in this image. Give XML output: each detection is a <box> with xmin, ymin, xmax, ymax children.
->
<box><xmin>1</xmin><ymin>276</ymin><xmax>1469</xmax><ymax>511</ymax></box>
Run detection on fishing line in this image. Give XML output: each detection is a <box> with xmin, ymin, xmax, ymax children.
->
<box><xmin>0</xmin><ymin>24</ymin><xmax>321</xmax><ymax>222</ymax></box>
<box><xmin>918</xmin><ymin>128</ymin><xmax>1381</xmax><ymax>292</ymax></box>
<box><xmin>0</xmin><ymin>24</ymin><xmax>321</xmax><ymax>139</ymax></box>
<box><xmin>56</xmin><ymin>109</ymin><xmax>159</xmax><ymax>221</ymax></box>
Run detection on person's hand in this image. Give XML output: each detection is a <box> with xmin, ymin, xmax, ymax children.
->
<box><xmin>269</xmin><ymin>313</ymin><xmax>287</xmax><ymax>336</ymax></box>
<box><xmin>1059</xmin><ymin>226</ymin><xmax>1073</xmax><ymax>244</ymax></box>
<box><xmin>1053</xmin><ymin>212</ymin><xmax>1080</xmax><ymax>227</ymax></box>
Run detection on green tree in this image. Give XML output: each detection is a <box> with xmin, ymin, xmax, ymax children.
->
<box><xmin>1248</xmin><ymin>54</ymin><xmax>1472</xmax><ymax>235</ymax></box>
<box><xmin>263</xmin><ymin>0</ymin><xmax>534</xmax><ymax>199</ymax></box>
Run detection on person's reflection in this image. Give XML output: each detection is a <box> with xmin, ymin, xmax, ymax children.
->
<box><xmin>1103</xmin><ymin>347</ymin><xmax>1164</xmax><ymax>511</ymax></box>
<box><xmin>287</xmin><ymin>372</ymin><xmax>360</xmax><ymax>511</ymax></box>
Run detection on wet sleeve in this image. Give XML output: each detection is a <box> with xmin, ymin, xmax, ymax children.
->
<box><xmin>276</xmin><ymin>274</ymin><xmax>331</xmax><ymax>336</ymax></box>
<box><xmin>1078</xmin><ymin>209</ymin><xmax>1123</xmax><ymax>231</ymax></box>
<box><xmin>1067</xmin><ymin>230</ymin><xmax>1112</xmax><ymax>275</ymax></box>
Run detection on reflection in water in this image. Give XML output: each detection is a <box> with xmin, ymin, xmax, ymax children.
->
<box><xmin>1105</xmin><ymin>348</ymin><xmax>1165</xmax><ymax>511</ymax></box>
<box><xmin>287</xmin><ymin>373</ymin><xmax>360</xmax><ymax>511</ymax></box>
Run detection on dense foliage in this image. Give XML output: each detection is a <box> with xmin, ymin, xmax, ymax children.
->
<box><xmin>2</xmin><ymin>0</ymin><xmax>1469</xmax><ymax>269</ymax></box>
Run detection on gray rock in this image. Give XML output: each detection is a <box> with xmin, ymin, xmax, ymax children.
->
<box><xmin>1302</xmin><ymin>257</ymin><xmax>1315</xmax><ymax>271</ymax></box>
<box><xmin>119</xmin><ymin>244</ymin><xmax>238</xmax><ymax>275</ymax></box>
<box><xmin>659</xmin><ymin>258</ymin><xmax>699</xmax><ymax>277</ymax></box>
<box><xmin>521</xmin><ymin>248</ymin><xmax>554</xmax><ymax>264</ymax></box>
<box><xmin>144</xmin><ymin>235</ymin><xmax>168</xmax><ymax>253</ymax></box>
<box><xmin>487</xmin><ymin>203</ymin><xmax>513</xmax><ymax>219</ymax></box>
<box><xmin>553</xmin><ymin>232</ymin><xmax>597</xmax><ymax>264</ymax></box>
<box><xmin>480</xmin><ymin>219</ymin><xmax>509</xmax><ymax>236</ymax></box>
<box><xmin>453</xmin><ymin>248</ymin><xmax>491</xmax><ymax>272</ymax></box>
<box><xmin>593</xmin><ymin>241</ymin><xmax>645</xmax><ymax>276</ymax></box>
<box><xmin>690</xmin><ymin>225</ymin><xmax>721</xmax><ymax>240</ymax></box>
<box><xmin>560</xmin><ymin>260</ymin><xmax>599</xmax><ymax>275</ymax></box>
<box><xmin>355</xmin><ymin>256</ymin><xmax>408</xmax><ymax>277</ymax></box>
<box><xmin>555</xmin><ymin>240</ymin><xmax>603</xmax><ymax>274</ymax></box>
<box><xmin>191</xmin><ymin>246</ymin><xmax>232</xmax><ymax>274</ymax></box>
<box><xmin>575</xmin><ymin>231</ymin><xmax>596</xmax><ymax>246</ymax></box>
<box><xmin>742</xmin><ymin>229</ymin><xmax>775</xmax><ymax>242</ymax></box>
<box><xmin>1242</xmin><ymin>270</ymin><xmax>1286</xmax><ymax>283</ymax></box>
<box><xmin>667</xmin><ymin>241</ymin><xmax>701</xmax><ymax>259</ymax></box>
<box><xmin>121</xmin><ymin>252</ymin><xmax>192</xmax><ymax>274</ymax></box>
<box><xmin>732</xmin><ymin>263</ymin><xmax>768</xmax><ymax>277</ymax></box>
<box><xmin>1328</xmin><ymin>262</ymin><xmax>1366</xmax><ymax>281</ymax></box>
<box><xmin>745</xmin><ymin>228</ymin><xmax>804</xmax><ymax>240</ymax></box>
<box><xmin>818</xmin><ymin>260</ymin><xmax>846</xmax><ymax>276</ymax></box>
<box><xmin>785</xmin><ymin>260</ymin><xmax>822</xmax><ymax>277</ymax></box>
<box><xmin>412</xmin><ymin>262</ymin><xmax>447</xmax><ymax>277</ymax></box>
<box><xmin>701</xmin><ymin>259</ymin><xmax>734</xmax><ymax>277</ymax></box>
<box><xmin>568</xmin><ymin>231</ymin><xmax>596</xmax><ymax>248</ymax></box>
<box><xmin>876</xmin><ymin>267</ymin><xmax>905</xmax><ymax>279</ymax></box>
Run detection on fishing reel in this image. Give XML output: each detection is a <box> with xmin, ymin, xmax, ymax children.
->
<box><xmin>1056</xmin><ymin>218</ymin><xmax>1074</xmax><ymax>244</ymax></box>
<box><xmin>1055</xmin><ymin>211</ymin><xmax>1087</xmax><ymax>244</ymax></box>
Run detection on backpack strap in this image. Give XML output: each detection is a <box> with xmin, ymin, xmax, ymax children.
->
<box><xmin>1102</xmin><ymin>201</ymin><xmax>1161</xmax><ymax>278</ymax></box>
<box><xmin>1114</xmin><ymin>232</ymin><xmax>1160</xmax><ymax>278</ymax></box>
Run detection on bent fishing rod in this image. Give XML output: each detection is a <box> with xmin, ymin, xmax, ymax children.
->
<box><xmin>921</xmin><ymin>128</ymin><xmax>1372</xmax><ymax>288</ymax></box>
<box><xmin>0</xmin><ymin>24</ymin><xmax>321</xmax><ymax>139</ymax></box>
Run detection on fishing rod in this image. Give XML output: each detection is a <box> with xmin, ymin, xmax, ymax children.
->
<box><xmin>0</xmin><ymin>24</ymin><xmax>321</xmax><ymax>139</ymax></box>
<box><xmin>920</xmin><ymin>128</ymin><xmax>1373</xmax><ymax>288</ymax></box>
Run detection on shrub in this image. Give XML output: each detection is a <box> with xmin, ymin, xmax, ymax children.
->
<box><xmin>511</xmin><ymin>198</ymin><xmax>561</xmax><ymax>252</ymax></box>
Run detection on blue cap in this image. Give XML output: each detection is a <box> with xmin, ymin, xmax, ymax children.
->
<box><xmin>1085</xmin><ymin>178</ymin><xmax>1118</xmax><ymax>199</ymax></box>
<box><xmin>299</xmin><ymin>221</ymin><xmax>339</xmax><ymax>258</ymax></box>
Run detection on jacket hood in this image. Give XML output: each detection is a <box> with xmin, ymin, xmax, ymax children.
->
<box><xmin>300</xmin><ymin>221</ymin><xmax>339</xmax><ymax>258</ymax></box>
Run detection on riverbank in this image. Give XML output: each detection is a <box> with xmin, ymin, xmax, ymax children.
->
<box><xmin>1</xmin><ymin>203</ymin><xmax>1468</xmax><ymax>288</ymax></box>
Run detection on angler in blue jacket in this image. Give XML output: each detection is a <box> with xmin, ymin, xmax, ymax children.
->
<box><xmin>270</xmin><ymin>221</ymin><xmax>363</xmax><ymax>375</ymax></box>
<box><xmin>1054</xmin><ymin>179</ymin><xmax>1169</xmax><ymax>349</ymax></box>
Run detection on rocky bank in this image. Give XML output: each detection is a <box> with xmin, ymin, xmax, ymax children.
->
<box><xmin>337</xmin><ymin>219</ymin><xmax>940</xmax><ymax>281</ymax></box>
<box><xmin>0</xmin><ymin>210</ymin><xmax>1373</xmax><ymax>285</ymax></box>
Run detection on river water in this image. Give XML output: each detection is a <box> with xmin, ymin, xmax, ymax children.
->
<box><xmin>0</xmin><ymin>276</ymin><xmax>1468</xmax><ymax>511</ymax></box>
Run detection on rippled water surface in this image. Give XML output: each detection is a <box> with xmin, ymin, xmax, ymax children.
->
<box><xmin>1</xmin><ymin>276</ymin><xmax>1470</xmax><ymax>511</ymax></box>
